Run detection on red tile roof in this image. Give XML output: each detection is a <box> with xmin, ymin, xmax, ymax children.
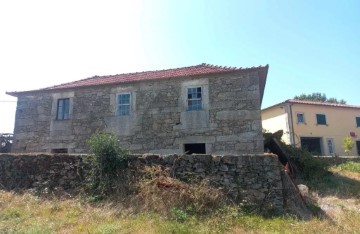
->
<box><xmin>285</xmin><ymin>99</ymin><xmax>360</xmax><ymax>109</ymax></box>
<box><xmin>7</xmin><ymin>63</ymin><xmax>269</xmax><ymax>101</ymax></box>
<box><xmin>263</xmin><ymin>99</ymin><xmax>360</xmax><ymax>110</ymax></box>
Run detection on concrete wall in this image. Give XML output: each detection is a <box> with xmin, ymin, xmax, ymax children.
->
<box><xmin>261</xmin><ymin>106</ymin><xmax>291</xmax><ymax>144</ymax></box>
<box><xmin>0</xmin><ymin>153</ymin><xmax>284</xmax><ymax>212</ymax></box>
<box><xmin>12</xmin><ymin>70</ymin><xmax>264</xmax><ymax>155</ymax></box>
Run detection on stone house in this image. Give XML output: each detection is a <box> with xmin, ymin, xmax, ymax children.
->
<box><xmin>7</xmin><ymin>63</ymin><xmax>268</xmax><ymax>155</ymax></box>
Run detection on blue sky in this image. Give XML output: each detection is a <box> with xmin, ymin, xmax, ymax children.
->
<box><xmin>1</xmin><ymin>0</ymin><xmax>359</xmax><ymax>133</ymax></box>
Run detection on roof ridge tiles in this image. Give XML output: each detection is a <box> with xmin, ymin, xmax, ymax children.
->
<box><xmin>7</xmin><ymin>63</ymin><xmax>269</xmax><ymax>96</ymax></box>
<box><xmin>285</xmin><ymin>99</ymin><xmax>360</xmax><ymax>108</ymax></box>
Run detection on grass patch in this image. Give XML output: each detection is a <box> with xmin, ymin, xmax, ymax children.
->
<box><xmin>331</xmin><ymin>161</ymin><xmax>360</xmax><ymax>173</ymax></box>
<box><xmin>0</xmin><ymin>187</ymin><xmax>359</xmax><ymax>233</ymax></box>
<box><xmin>299</xmin><ymin>161</ymin><xmax>360</xmax><ymax>199</ymax></box>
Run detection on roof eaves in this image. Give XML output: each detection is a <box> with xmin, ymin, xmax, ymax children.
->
<box><xmin>7</xmin><ymin>64</ymin><xmax>269</xmax><ymax>97</ymax></box>
<box><xmin>258</xmin><ymin>65</ymin><xmax>269</xmax><ymax>105</ymax></box>
<box><xmin>262</xmin><ymin>99</ymin><xmax>360</xmax><ymax>111</ymax></box>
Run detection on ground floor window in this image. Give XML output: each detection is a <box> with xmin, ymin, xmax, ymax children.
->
<box><xmin>300</xmin><ymin>137</ymin><xmax>322</xmax><ymax>155</ymax></box>
<box><xmin>184</xmin><ymin>143</ymin><xmax>206</xmax><ymax>154</ymax></box>
<box><xmin>357</xmin><ymin>141</ymin><xmax>360</xmax><ymax>156</ymax></box>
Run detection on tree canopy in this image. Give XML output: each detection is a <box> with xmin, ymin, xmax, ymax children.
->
<box><xmin>293</xmin><ymin>93</ymin><xmax>346</xmax><ymax>104</ymax></box>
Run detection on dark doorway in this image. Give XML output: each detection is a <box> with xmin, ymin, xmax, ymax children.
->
<box><xmin>184</xmin><ymin>143</ymin><xmax>206</xmax><ymax>154</ymax></box>
<box><xmin>51</xmin><ymin>148</ymin><xmax>68</xmax><ymax>153</ymax></box>
<box><xmin>300</xmin><ymin>137</ymin><xmax>322</xmax><ymax>155</ymax></box>
<box><xmin>357</xmin><ymin>141</ymin><xmax>360</xmax><ymax>156</ymax></box>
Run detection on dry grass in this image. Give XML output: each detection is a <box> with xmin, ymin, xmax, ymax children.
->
<box><xmin>1</xmin><ymin>163</ymin><xmax>360</xmax><ymax>233</ymax></box>
<box><xmin>131</xmin><ymin>165</ymin><xmax>228</xmax><ymax>216</ymax></box>
<box><xmin>2</xmin><ymin>191</ymin><xmax>359</xmax><ymax>234</ymax></box>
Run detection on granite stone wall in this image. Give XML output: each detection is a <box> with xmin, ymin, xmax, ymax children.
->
<box><xmin>12</xmin><ymin>70</ymin><xmax>263</xmax><ymax>155</ymax></box>
<box><xmin>0</xmin><ymin>153</ymin><xmax>84</xmax><ymax>190</ymax></box>
<box><xmin>0</xmin><ymin>153</ymin><xmax>283</xmax><ymax>212</ymax></box>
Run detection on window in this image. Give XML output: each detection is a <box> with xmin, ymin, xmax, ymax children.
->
<box><xmin>184</xmin><ymin>143</ymin><xmax>206</xmax><ymax>154</ymax></box>
<box><xmin>296</xmin><ymin>113</ymin><xmax>305</xmax><ymax>124</ymax></box>
<box><xmin>56</xmin><ymin>98</ymin><xmax>70</xmax><ymax>120</ymax></box>
<box><xmin>356</xmin><ymin>117</ymin><xmax>360</xmax><ymax>127</ymax></box>
<box><xmin>187</xmin><ymin>87</ymin><xmax>202</xmax><ymax>111</ymax></box>
<box><xmin>316</xmin><ymin>114</ymin><xmax>327</xmax><ymax>125</ymax></box>
<box><xmin>117</xmin><ymin>93</ymin><xmax>131</xmax><ymax>116</ymax></box>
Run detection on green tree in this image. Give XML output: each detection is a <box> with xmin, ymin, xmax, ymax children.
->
<box><xmin>342</xmin><ymin>137</ymin><xmax>354</xmax><ymax>155</ymax></box>
<box><xmin>294</xmin><ymin>93</ymin><xmax>346</xmax><ymax>104</ymax></box>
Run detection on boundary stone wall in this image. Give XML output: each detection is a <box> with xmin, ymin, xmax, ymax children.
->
<box><xmin>0</xmin><ymin>153</ymin><xmax>283</xmax><ymax>211</ymax></box>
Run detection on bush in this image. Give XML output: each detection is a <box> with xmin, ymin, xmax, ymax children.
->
<box><xmin>342</xmin><ymin>137</ymin><xmax>354</xmax><ymax>155</ymax></box>
<box><xmin>86</xmin><ymin>132</ymin><xmax>128</xmax><ymax>198</ymax></box>
<box><xmin>282</xmin><ymin>144</ymin><xmax>329</xmax><ymax>180</ymax></box>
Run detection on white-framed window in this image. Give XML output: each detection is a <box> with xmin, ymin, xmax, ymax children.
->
<box><xmin>117</xmin><ymin>93</ymin><xmax>131</xmax><ymax>116</ymax></box>
<box><xmin>187</xmin><ymin>87</ymin><xmax>202</xmax><ymax>111</ymax></box>
<box><xmin>296</xmin><ymin>113</ymin><xmax>305</xmax><ymax>124</ymax></box>
<box><xmin>56</xmin><ymin>98</ymin><xmax>70</xmax><ymax>120</ymax></box>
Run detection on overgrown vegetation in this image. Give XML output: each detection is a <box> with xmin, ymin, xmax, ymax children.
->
<box><xmin>282</xmin><ymin>144</ymin><xmax>330</xmax><ymax>180</ymax></box>
<box><xmin>132</xmin><ymin>165</ymin><xmax>229</xmax><ymax>218</ymax></box>
<box><xmin>1</xmin><ymin>132</ymin><xmax>360</xmax><ymax>233</ymax></box>
<box><xmin>263</xmin><ymin>129</ymin><xmax>329</xmax><ymax>181</ymax></box>
<box><xmin>1</xmin><ymin>162</ymin><xmax>360</xmax><ymax>234</ymax></box>
<box><xmin>85</xmin><ymin>132</ymin><xmax>129</xmax><ymax>199</ymax></box>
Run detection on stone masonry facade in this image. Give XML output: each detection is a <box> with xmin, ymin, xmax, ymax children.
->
<box><xmin>11</xmin><ymin>68</ymin><xmax>265</xmax><ymax>155</ymax></box>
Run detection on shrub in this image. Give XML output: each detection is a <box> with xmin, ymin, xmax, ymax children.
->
<box><xmin>342</xmin><ymin>137</ymin><xmax>354</xmax><ymax>155</ymax></box>
<box><xmin>86</xmin><ymin>132</ymin><xmax>128</xmax><ymax>198</ymax></box>
<box><xmin>282</xmin><ymin>144</ymin><xmax>329</xmax><ymax>180</ymax></box>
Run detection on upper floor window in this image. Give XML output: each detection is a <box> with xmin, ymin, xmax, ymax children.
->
<box><xmin>356</xmin><ymin>117</ymin><xmax>360</xmax><ymax>127</ymax></box>
<box><xmin>117</xmin><ymin>93</ymin><xmax>131</xmax><ymax>116</ymax></box>
<box><xmin>187</xmin><ymin>87</ymin><xmax>202</xmax><ymax>111</ymax></box>
<box><xmin>56</xmin><ymin>98</ymin><xmax>70</xmax><ymax>120</ymax></box>
<box><xmin>296</xmin><ymin>113</ymin><xmax>305</xmax><ymax>124</ymax></box>
<box><xmin>316</xmin><ymin>114</ymin><xmax>327</xmax><ymax>125</ymax></box>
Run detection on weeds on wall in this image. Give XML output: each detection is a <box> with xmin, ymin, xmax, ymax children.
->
<box><xmin>132</xmin><ymin>165</ymin><xmax>229</xmax><ymax>219</ymax></box>
<box><xmin>85</xmin><ymin>132</ymin><xmax>129</xmax><ymax>200</ymax></box>
<box><xmin>263</xmin><ymin>129</ymin><xmax>329</xmax><ymax>181</ymax></box>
